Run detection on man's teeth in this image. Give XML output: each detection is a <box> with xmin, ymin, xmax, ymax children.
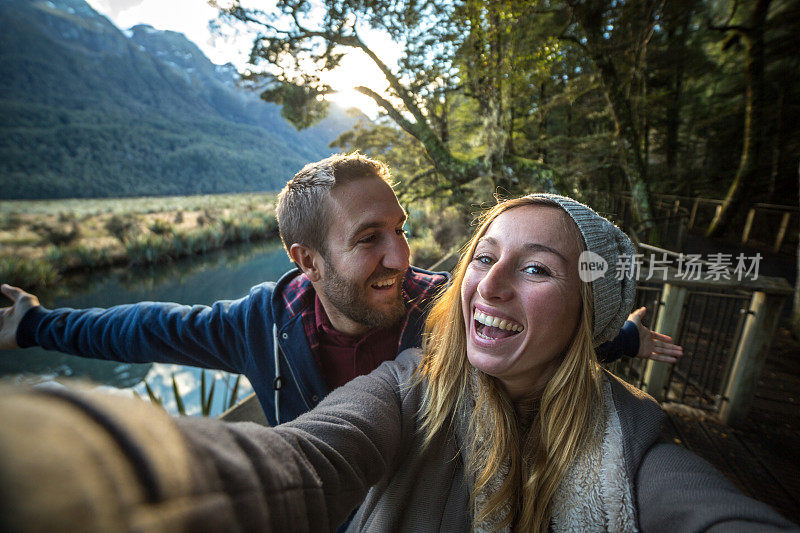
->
<box><xmin>373</xmin><ymin>279</ymin><xmax>395</xmax><ymax>288</ymax></box>
<box><xmin>474</xmin><ymin>309</ymin><xmax>523</xmax><ymax>332</ymax></box>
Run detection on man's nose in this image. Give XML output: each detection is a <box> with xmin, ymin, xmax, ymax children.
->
<box><xmin>382</xmin><ymin>233</ymin><xmax>410</xmax><ymax>272</ymax></box>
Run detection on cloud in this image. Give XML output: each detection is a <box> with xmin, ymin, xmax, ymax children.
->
<box><xmin>87</xmin><ymin>0</ymin><xmax>147</xmax><ymax>19</ymax></box>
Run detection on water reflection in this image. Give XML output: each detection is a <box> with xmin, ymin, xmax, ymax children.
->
<box><xmin>0</xmin><ymin>239</ymin><xmax>293</xmax><ymax>416</ymax></box>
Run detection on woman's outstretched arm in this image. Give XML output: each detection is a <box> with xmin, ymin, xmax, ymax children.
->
<box><xmin>0</xmin><ymin>355</ymin><xmax>416</xmax><ymax>532</ymax></box>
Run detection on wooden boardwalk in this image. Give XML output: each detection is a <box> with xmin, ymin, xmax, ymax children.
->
<box><xmin>660</xmin><ymin>325</ymin><xmax>800</xmax><ymax>523</ymax></box>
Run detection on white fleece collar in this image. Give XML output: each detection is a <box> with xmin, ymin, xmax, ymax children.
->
<box><xmin>462</xmin><ymin>375</ymin><xmax>637</xmax><ymax>532</ymax></box>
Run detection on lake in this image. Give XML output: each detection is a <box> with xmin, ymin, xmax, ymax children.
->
<box><xmin>0</xmin><ymin>240</ymin><xmax>294</xmax><ymax>417</ymax></box>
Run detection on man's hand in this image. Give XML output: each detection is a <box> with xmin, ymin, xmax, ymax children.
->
<box><xmin>629</xmin><ymin>306</ymin><xmax>684</xmax><ymax>363</ymax></box>
<box><xmin>0</xmin><ymin>284</ymin><xmax>40</xmax><ymax>350</ymax></box>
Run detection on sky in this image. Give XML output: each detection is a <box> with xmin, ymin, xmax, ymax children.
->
<box><xmin>85</xmin><ymin>0</ymin><xmax>397</xmax><ymax>115</ymax></box>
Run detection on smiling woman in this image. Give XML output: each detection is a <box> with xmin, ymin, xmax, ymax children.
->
<box><xmin>461</xmin><ymin>204</ymin><xmax>584</xmax><ymax>398</ymax></box>
<box><xmin>0</xmin><ymin>195</ymin><xmax>795</xmax><ymax>532</ymax></box>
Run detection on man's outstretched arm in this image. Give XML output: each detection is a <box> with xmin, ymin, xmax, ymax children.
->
<box><xmin>0</xmin><ymin>284</ymin><xmax>39</xmax><ymax>350</ymax></box>
<box><xmin>596</xmin><ymin>306</ymin><xmax>684</xmax><ymax>364</ymax></box>
<box><xmin>0</xmin><ymin>283</ymin><xmax>258</xmax><ymax>374</ymax></box>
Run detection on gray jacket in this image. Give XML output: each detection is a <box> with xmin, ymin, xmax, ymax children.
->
<box><xmin>0</xmin><ymin>349</ymin><xmax>796</xmax><ymax>532</ymax></box>
<box><xmin>180</xmin><ymin>348</ymin><xmax>795</xmax><ymax>531</ymax></box>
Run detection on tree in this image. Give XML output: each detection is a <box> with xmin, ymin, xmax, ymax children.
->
<box><xmin>559</xmin><ymin>0</ymin><xmax>663</xmax><ymax>236</ymax></box>
<box><xmin>214</xmin><ymin>0</ymin><xmax>559</xmax><ymax>203</ymax></box>
<box><xmin>793</xmin><ymin>161</ymin><xmax>800</xmax><ymax>340</ymax></box>
<box><xmin>705</xmin><ymin>0</ymin><xmax>773</xmax><ymax>237</ymax></box>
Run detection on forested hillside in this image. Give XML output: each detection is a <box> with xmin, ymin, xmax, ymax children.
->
<box><xmin>0</xmin><ymin>0</ymin><xmax>359</xmax><ymax>199</ymax></box>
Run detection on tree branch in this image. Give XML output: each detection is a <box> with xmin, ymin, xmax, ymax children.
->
<box><xmin>405</xmin><ymin>168</ymin><xmax>438</xmax><ymax>188</ymax></box>
<box><xmin>354</xmin><ymin>86</ymin><xmax>418</xmax><ymax>136</ymax></box>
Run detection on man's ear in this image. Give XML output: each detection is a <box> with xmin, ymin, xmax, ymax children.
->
<box><xmin>289</xmin><ymin>243</ymin><xmax>323</xmax><ymax>282</ymax></box>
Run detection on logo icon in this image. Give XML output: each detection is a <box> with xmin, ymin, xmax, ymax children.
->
<box><xmin>579</xmin><ymin>251</ymin><xmax>608</xmax><ymax>282</ymax></box>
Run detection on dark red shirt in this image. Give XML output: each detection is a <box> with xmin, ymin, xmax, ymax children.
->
<box><xmin>313</xmin><ymin>294</ymin><xmax>401</xmax><ymax>390</ymax></box>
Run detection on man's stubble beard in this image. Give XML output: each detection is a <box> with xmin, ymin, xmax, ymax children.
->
<box><xmin>321</xmin><ymin>259</ymin><xmax>407</xmax><ymax>330</ymax></box>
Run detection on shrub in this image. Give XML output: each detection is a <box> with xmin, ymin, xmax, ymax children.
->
<box><xmin>408</xmin><ymin>231</ymin><xmax>444</xmax><ymax>269</ymax></box>
<box><xmin>34</xmin><ymin>221</ymin><xmax>81</xmax><ymax>246</ymax></box>
<box><xmin>0</xmin><ymin>257</ymin><xmax>58</xmax><ymax>288</ymax></box>
<box><xmin>1</xmin><ymin>212</ymin><xmax>23</xmax><ymax>231</ymax></box>
<box><xmin>149</xmin><ymin>219</ymin><xmax>174</xmax><ymax>236</ymax></box>
<box><xmin>48</xmin><ymin>245</ymin><xmax>114</xmax><ymax>270</ymax></box>
<box><xmin>104</xmin><ymin>214</ymin><xmax>137</xmax><ymax>243</ymax></box>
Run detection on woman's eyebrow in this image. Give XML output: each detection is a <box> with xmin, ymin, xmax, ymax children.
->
<box><xmin>478</xmin><ymin>236</ymin><xmax>568</xmax><ymax>263</ymax></box>
<box><xmin>523</xmin><ymin>242</ymin><xmax>568</xmax><ymax>263</ymax></box>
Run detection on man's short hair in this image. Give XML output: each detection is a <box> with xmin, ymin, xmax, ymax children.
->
<box><xmin>276</xmin><ymin>153</ymin><xmax>392</xmax><ymax>259</ymax></box>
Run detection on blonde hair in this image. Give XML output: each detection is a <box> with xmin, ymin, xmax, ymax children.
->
<box><xmin>418</xmin><ymin>197</ymin><xmax>602</xmax><ymax>531</ymax></box>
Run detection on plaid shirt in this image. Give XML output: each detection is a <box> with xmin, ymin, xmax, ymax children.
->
<box><xmin>281</xmin><ymin>266</ymin><xmax>446</xmax><ymax>367</ymax></box>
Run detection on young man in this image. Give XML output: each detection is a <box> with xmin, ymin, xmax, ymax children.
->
<box><xmin>0</xmin><ymin>154</ymin><xmax>680</xmax><ymax>425</ymax></box>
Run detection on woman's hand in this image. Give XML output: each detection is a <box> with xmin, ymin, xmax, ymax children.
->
<box><xmin>629</xmin><ymin>307</ymin><xmax>684</xmax><ymax>364</ymax></box>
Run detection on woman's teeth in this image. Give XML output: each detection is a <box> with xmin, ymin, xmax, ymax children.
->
<box><xmin>474</xmin><ymin>309</ymin><xmax>523</xmax><ymax>332</ymax></box>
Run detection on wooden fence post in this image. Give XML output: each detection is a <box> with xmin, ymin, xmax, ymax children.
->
<box><xmin>642</xmin><ymin>283</ymin><xmax>688</xmax><ymax>402</ymax></box>
<box><xmin>773</xmin><ymin>212</ymin><xmax>792</xmax><ymax>253</ymax></box>
<box><xmin>719</xmin><ymin>291</ymin><xmax>786</xmax><ymax>427</ymax></box>
<box><xmin>688</xmin><ymin>199</ymin><xmax>699</xmax><ymax>229</ymax></box>
<box><xmin>741</xmin><ymin>208</ymin><xmax>756</xmax><ymax>244</ymax></box>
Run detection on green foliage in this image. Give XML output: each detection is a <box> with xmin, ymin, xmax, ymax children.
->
<box><xmin>143</xmin><ymin>369</ymin><xmax>244</xmax><ymax>417</ymax></box>
<box><xmin>0</xmin><ymin>256</ymin><xmax>58</xmax><ymax>288</ymax></box>
<box><xmin>0</xmin><ymin>0</ymin><xmax>356</xmax><ymax>200</ymax></box>
<box><xmin>144</xmin><ymin>380</ymin><xmax>163</xmax><ymax>408</ymax></box>
<box><xmin>408</xmin><ymin>232</ymin><xmax>445</xmax><ymax>270</ymax></box>
<box><xmin>171</xmin><ymin>372</ymin><xmax>187</xmax><ymax>416</ymax></box>
<box><xmin>47</xmin><ymin>245</ymin><xmax>114</xmax><ymax>270</ymax></box>
<box><xmin>227</xmin><ymin>374</ymin><xmax>241</xmax><ymax>410</ymax></box>
<box><xmin>0</xmin><ymin>212</ymin><xmax>23</xmax><ymax>231</ymax></box>
<box><xmin>223</xmin><ymin>0</ymin><xmax>799</xmax><ymax>224</ymax></box>
<box><xmin>260</xmin><ymin>81</ymin><xmax>332</xmax><ymax>131</ymax></box>
<box><xmin>200</xmin><ymin>370</ymin><xmax>216</xmax><ymax>417</ymax></box>
<box><xmin>104</xmin><ymin>214</ymin><xmax>137</xmax><ymax>243</ymax></box>
<box><xmin>149</xmin><ymin>219</ymin><xmax>174</xmax><ymax>236</ymax></box>
<box><xmin>125</xmin><ymin>211</ymin><xmax>278</xmax><ymax>265</ymax></box>
<box><xmin>32</xmin><ymin>221</ymin><xmax>81</xmax><ymax>246</ymax></box>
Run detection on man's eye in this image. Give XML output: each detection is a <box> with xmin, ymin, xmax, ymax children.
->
<box><xmin>396</xmin><ymin>228</ymin><xmax>407</xmax><ymax>236</ymax></box>
<box><xmin>524</xmin><ymin>264</ymin><xmax>551</xmax><ymax>276</ymax></box>
<box><xmin>358</xmin><ymin>235</ymin><xmax>377</xmax><ymax>244</ymax></box>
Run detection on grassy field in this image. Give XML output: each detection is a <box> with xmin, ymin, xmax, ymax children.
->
<box><xmin>0</xmin><ymin>193</ymin><xmax>279</xmax><ymax>289</ymax></box>
<box><xmin>0</xmin><ymin>192</ymin><xmax>470</xmax><ymax>289</ymax></box>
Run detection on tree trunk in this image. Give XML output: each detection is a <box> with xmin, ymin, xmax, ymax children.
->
<box><xmin>664</xmin><ymin>3</ymin><xmax>692</xmax><ymax>191</ymax></box>
<box><xmin>792</xmin><ymin>161</ymin><xmax>800</xmax><ymax>340</ymax></box>
<box><xmin>707</xmin><ymin>0</ymin><xmax>772</xmax><ymax>238</ymax></box>
<box><xmin>568</xmin><ymin>1</ymin><xmax>657</xmax><ymax>237</ymax></box>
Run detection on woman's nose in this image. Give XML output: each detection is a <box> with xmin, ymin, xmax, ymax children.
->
<box><xmin>477</xmin><ymin>262</ymin><xmax>513</xmax><ymax>301</ymax></box>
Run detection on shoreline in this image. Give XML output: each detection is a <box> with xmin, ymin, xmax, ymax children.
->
<box><xmin>1</xmin><ymin>193</ymin><xmax>279</xmax><ymax>290</ymax></box>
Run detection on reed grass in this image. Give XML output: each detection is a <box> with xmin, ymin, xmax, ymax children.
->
<box><xmin>143</xmin><ymin>369</ymin><xmax>244</xmax><ymax>418</ymax></box>
<box><xmin>0</xmin><ymin>256</ymin><xmax>59</xmax><ymax>287</ymax></box>
<box><xmin>2</xmin><ymin>193</ymin><xmax>278</xmax><ymax>289</ymax></box>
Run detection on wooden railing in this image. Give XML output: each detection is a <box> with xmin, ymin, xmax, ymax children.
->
<box><xmin>586</xmin><ymin>192</ymin><xmax>799</xmax><ymax>254</ymax></box>
<box><xmin>610</xmin><ymin>244</ymin><xmax>792</xmax><ymax>426</ymax></box>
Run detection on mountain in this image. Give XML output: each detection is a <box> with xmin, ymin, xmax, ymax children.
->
<box><xmin>0</xmin><ymin>0</ymin><xmax>362</xmax><ymax>199</ymax></box>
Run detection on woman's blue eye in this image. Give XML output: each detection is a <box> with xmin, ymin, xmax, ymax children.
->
<box><xmin>475</xmin><ymin>255</ymin><xmax>493</xmax><ymax>264</ymax></box>
<box><xmin>524</xmin><ymin>264</ymin><xmax>550</xmax><ymax>276</ymax></box>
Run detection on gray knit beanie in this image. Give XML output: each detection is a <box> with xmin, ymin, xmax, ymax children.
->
<box><xmin>526</xmin><ymin>193</ymin><xmax>637</xmax><ymax>346</ymax></box>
